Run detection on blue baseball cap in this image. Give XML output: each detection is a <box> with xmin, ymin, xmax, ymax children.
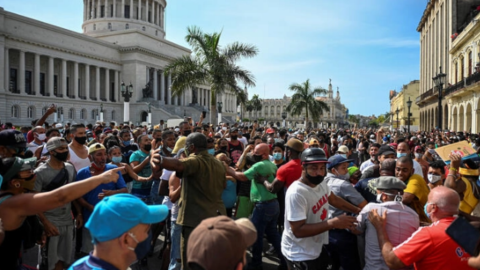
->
<box><xmin>327</xmin><ymin>154</ymin><xmax>354</xmax><ymax>170</ymax></box>
<box><xmin>86</xmin><ymin>194</ymin><xmax>168</xmax><ymax>243</ymax></box>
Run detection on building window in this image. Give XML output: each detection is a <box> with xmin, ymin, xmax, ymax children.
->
<box><xmin>11</xmin><ymin>105</ymin><xmax>19</xmax><ymax>118</ymax></box>
<box><xmin>142</xmin><ymin>26</ymin><xmax>146</xmax><ymax>31</ymax></box>
<box><xmin>42</xmin><ymin>106</ymin><xmax>48</xmax><ymax>115</ymax></box>
<box><xmin>155</xmin><ymin>30</ymin><xmax>158</xmax><ymax>36</ymax></box>
<box><xmin>66</xmin><ymin>77</ymin><xmax>70</xmax><ymax>97</ymax></box>
<box><xmin>57</xmin><ymin>107</ymin><xmax>64</xmax><ymax>117</ymax></box>
<box><xmin>69</xmin><ymin>108</ymin><xmax>75</xmax><ymax>119</ymax></box>
<box><xmin>40</xmin><ymin>73</ymin><xmax>46</xmax><ymax>96</ymax></box>
<box><xmin>136</xmin><ymin>8</ymin><xmax>139</xmax><ymax>20</ymax></box>
<box><xmin>124</xmin><ymin>5</ymin><xmax>130</xmax><ymax>18</ymax></box>
<box><xmin>80</xmin><ymin>109</ymin><xmax>86</xmax><ymax>120</ymax></box>
<box><xmin>54</xmin><ymin>75</ymin><xmax>58</xmax><ymax>96</ymax></box>
<box><xmin>25</xmin><ymin>70</ymin><xmax>32</xmax><ymax>94</ymax></box>
<box><xmin>460</xmin><ymin>57</ymin><xmax>464</xmax><ymax>81</ymax></box>
<box><xmin>469</xmin><ymin>51</ymin><xmax>472</xmax><ymax>76</ymax></box>
<box><xmin>27</xmin><ymin>106</ymin><xmax>34</xmax><ymax>119</ymax></box>
<box><xmin>110</xmin><ymin>5</ymin><xmax>114</xmax><ymax>17</ymax></box>
<box><xmin>93</xmin><ymin>24</ymin><xmax>96</xmax><ymax>30</ymax></box>
<box><xmin>100</xmin><ymin>5</ymin><xmax>105</xmax><ymax>17</ymax></box>
<box><xmin>126</xmin><ymin>23</ymin><xmax>129</xmax><ymax>29</ymax></box>
<box><xmin>148</xmin><ymin>11</ymin><xmax>151</xmax><ymax>23</ymax></box>
<box><xmin>9</xmin><ymin>68</ymin><xmax>17</xmax><ymax>93</ymax></box>
<box><xmin>111</xmin><ymin>110</ymin><xmax>115</xmax><ymax>121</ymax></box>
<box><xmin>455</xmin><ymin>62</ymin><xmax>458</xmax><ymax>83</ymax></box>
<box><xmin>108</xmin><ymin>23</ymin><xmax>112</xmax><ymax>30</ymax></box>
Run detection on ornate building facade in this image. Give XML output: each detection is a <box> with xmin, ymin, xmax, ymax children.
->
<box><xmin>245</xmin><ymin>80</ymin><xmax>348</xmax><ymax>128</ymax></box>
<box><xmin>0</xmin><ymin>1</ymin><xmax>238</xmax><ymax>126</ymax></box>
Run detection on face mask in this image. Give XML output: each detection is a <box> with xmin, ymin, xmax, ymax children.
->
<box><xmin>305</xmin><ymin>173</ymin><xmax>324</xmax><ymax>185</ymax></box>
<box><xmin>142</xmin><ymin>132</ymin><xmax>147</xmax><ymax>136</ymax></box>
<box><xmin>238</xmin><ymin>131</ymin><xmax>243</xmax><ymax>136</ymax></box>
<box><xmin>143</xmin><ymin>144</ymin><xmax>152</xmax><ymax>152</ymax></box>
<box><xmin>222</xmin><ymin>127</ymin><xmax>227</xmax><ymax>131</ymax></box>
<box><xmin>424</xmin><ymin>203</ymin><xmax>431</xmax><ymax>219</ymax></box>
<box><xmin>87</xmin><ymin>137</ymin><xmax>94</xmax><ymax>142</ymax></box>
<box><xmin>127</xmin><ymin>231</ymin><xmax>152</xmax><ymax>260</ymax></box>
<box><xmin>53</xmin><ymin>151</ymin><xmax>69</xmax><ymax>162</ymax></box>
<box><xmin>148</xmin><ymin>135</ymin><xmax>152</xmax><ymax>139</ymax></box>
<box><xmin>428</xmin><ymin>149</ymin><xmax>436</xmax><ymax>155</ymax></box>
<box><xmin>273</xmin><ymin>153</ymin><xmax>283</xmax><ymax>160</ymax></box>
<box><xmin>112</xmin><ymin>156</ymin><xmax>123</xmax><ymax>163</ymax></box>
<box><xmin>36</xmin><ymin>133</ymin><xmax>46</xmax><ymax>141</ymax></box>
<box><xmin>376</xmin><ymin>193</ymin><xmax>383</xmax><ymax>203</ymax></box>
<box><xmin>59</xmin><ymin>129</ymin><xmax>64</xmax><ymax>134</ymax></box>
<box><xmin>207</xmin><ymin>149</ymin><xmax>215</xmax><ymax>155</ymax></box>
<box><xmin>397</xmin><ymin>153</ymin><xmax>407</xmax><ymax>158</ymax></box>
<box><xmin>183</xmin><ymin>130</ymin><xmax>191</xmax><ymax>136</ymax></box>
<box><xmin>231</xmin><ymin>135</ymin><xmax>238</xmax><ymax>140</ymax></box>
<box><xmin>74</xmin><ymin>136</ymin><xmax>87</xmax><ymax>145</ymax></box>
<box><xmin>339</xmin><ymin>154</ymin><xmax>347</xmax><ymax>159</ymax></box>
<box><xmin>220</xmin><ymin>146</ymin><xmax>228</xmax><ymax>151</ymax></box>
<box><xmin>123</xmin><ymin>140</ymin><xmax>131</xmax><ymax>146</ymax></box>
<box><xmin>427</xmin><ymin>173</ymin><xmax>442</xmax><ymax>183</ymax></box>
<box><xmin>253</xmin><ymin>155</ymin><xmax>263</xmax><ymax>162</ymax></box>
<box><xmin>334</xmin><ymin>168</ymin><xmax>350</xmax><ymax>181</ymax></box>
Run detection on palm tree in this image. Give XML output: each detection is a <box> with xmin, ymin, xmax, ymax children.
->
<box><xmin>164</xmin><ymin>26</ymin><xmax>258</xmax><ymax>124</ymax></box>
<box><xmin>286</xmin><ymin>79</ymin><xmax>330</xmax><ymax>127</ymax></box>
<box><xmin>249</xmin><ymin>94</ymin><xmax>263</xmax><ymax>120</ymax></box>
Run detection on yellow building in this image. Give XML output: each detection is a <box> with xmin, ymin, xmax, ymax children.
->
<box><xmin>390</xmin><ymin>80</ymin><xmax>420</xmax><ymax>130</ymax></box>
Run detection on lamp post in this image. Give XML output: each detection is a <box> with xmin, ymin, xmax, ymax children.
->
<box><xmin>147</xmin><ymin>103</ymin><xmax>152</xmax><ymax>127</ymax></box>
<box><xmin>217</xmin><ymin>101</ymin><xmax>223</xmax><ymax>125</ymax></box>
<box><xmin>396</xmin><ymin>107</ymin><xmax>400</xmax><ymax>130</ymax></box>
<box><xmin>432</xmin><ymin>66</ymin><xmax>446</xmax><ymax>130</ymax></box>
<box><xmin>100</xmin><ymin>103</ymin><xmax>104</xmax><ymax>122</ymax></box>
<box><xmin>121</xmin><ymin>82</ymin><xmax>133</xmax><ymax>124</ymax></box>
<box><xmin>282</xmin><ymin>111</ymin><xmax>287</xmax><ymax>127</ymax></box>
<box><xmin>406</xmin><ymin>97</ymin><xmax>412</xmax><ymax>134</ymax></box>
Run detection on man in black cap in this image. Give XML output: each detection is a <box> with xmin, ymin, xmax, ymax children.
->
<box><xmin>0</xmin><ymin>129</ymin><xmax>27</xmax><ymax>158</ymax></box>
<box><xmin>360</xmin><ymin>145</ymin><xmax>396</xmax><ymax>181</ymax></box>
<box><xmin>282</xmin><ymin>148</ymin><xmax>359</xmax><ymax>270</ymax></box>
<box><xmin>353</xmin><ymin>176</ymin><xmax>419</xmax><ymax>270</ymax></box>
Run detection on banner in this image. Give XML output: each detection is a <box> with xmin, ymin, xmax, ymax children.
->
<box><xmin>434</xmin><ymin>141</ymin><xmax>478</xmax><ymax>165</ymax></box>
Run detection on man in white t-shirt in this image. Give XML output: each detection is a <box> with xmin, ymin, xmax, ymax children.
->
<box><xmin>282</xmin><ymin>148</ymin><xmax>359</xmax><ymax>269</ymax></box>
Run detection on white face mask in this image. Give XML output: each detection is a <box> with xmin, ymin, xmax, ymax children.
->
<box><xmin>427</xmin><ymin>173</ymin><xmax>442</xmax><ymax>184</ymax></box>
<box><xmin>222</xmin><ymin>127</ymin><xmax>227</xmax><ymax>131</ymax></box>
<box><xmin>376</xmin><ymin>193</ymin><xmax>383</xmax><ymax>203</ymax></box>
<box><xmin>414</xmin><ymin>153</ymin><xmax>423</xmax><ymax>159</ymax></box>
<box><xmin>36</xmin><ymin>133</ymin><xmax>46</xmax><ymax>141</ymax></box>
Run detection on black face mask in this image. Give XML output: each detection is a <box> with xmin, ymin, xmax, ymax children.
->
<box><xmin>253</xmin><ymin>155</ymin><xmax>263</xmax><ymax>162</ymax></box>
<box><xmin>305</xmin><ymin>173</ymin><xmax>324</xmax><ymax>185</ymax></box>
<box><xmin>143</xmin><ymin>144</ymin><xmax>152</xmax><ymax>151</ymax></box>
<box><xmin>74</xmin><ymin>136</ymin><xmax>87</xmax><ymax>145</ymax></box>
<box><xmin>220</xmin><ymin>146</ymin><xmax>228</xmax><ymax>151</ymax></box>
<box><xmin>53</xmin><ymin>151</ymin><xmax>69</xmax><ymax>162</ymax></box>
<box><xmin>183</xmin><ymin>130</ymin><xmax>192</xmax><ymax>136</ymax></box>
<box><xmin>231</xmin><ymin>135</ymin><xmax>238</xmax><ymax>140</ymax></box>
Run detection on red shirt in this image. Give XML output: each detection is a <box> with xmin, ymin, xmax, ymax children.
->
<box><xmin>276</xmin><ymin>159</ymin><xmax>302</xmax><ymax>189</ymax></box>
<box><xmin>27</xmin><ymin>130</ymin><xmax>34</xmax><ymax>143</ymax></box>
<box><xmin>393</xmin><ymin>217</ymin><xmax>471</xmax><ymax>270</ymax></box>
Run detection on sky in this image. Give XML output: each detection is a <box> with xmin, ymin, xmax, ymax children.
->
<box><xmin>0</xmin><ymin>0</ymin><xmax>428</xmax><ymax>116</ymax></box>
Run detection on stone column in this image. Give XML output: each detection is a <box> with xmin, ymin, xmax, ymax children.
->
<box><xmin>105</xmin><ymin>68</ymin><xmax>110</xmax><ymax>101</ymax></box>
<box><xmin>160</xmin><ymin>71</ymin><xmax>165</xmax><ymax>104</ymax></box>
<box><xmin>138</xmin><ymin>0</ymin><xmax>142</xmax><ymax>20</ymax></box>
<box><xmin>61</xmin><ymin>59</ymin><xmax>67</xmax><ymax>98</ymax></box>
<box><xmin>168</xmin><ymin>74</ymin><xmax>172</xmax><ymax>104</ymax></box>
<box><xmin>121</xmin><ymin>0</ymin><xmax>124</xmax><ymax>17</ymax></box>
<box><xmin>73</xmin><ymin>62</ymin><xmax>79</xmax><ymax>99</ymax></box>
<box><xmin>34</xmin><ymin>54</ymin><xmax>40</xmax><ymax>96</ymax></box>
<box><xmin>48</xmin><ymin>57</ymin><xmax>54</xmax><ymax>96</ymax></box>
<box><xmin>105</xmin><ymin>0</ymin><xmax>109</xmax><ymax>17</ymax></box>
<box><xmin>153</xmin><ymin>69</ymin><xmax>158</xmax><ymax>100</ymax></box>
<box><xmin>85</xmin><ymin>64</ymin><xmax>90</xmax><ymax>100</ymax></box>
<box><xmin>4</xmin><ymin>48</ymin><xmax>9</xmax><ymax>92</ymax></box>
<box><xmin>146</xmin><ymin>0</ymin><xmax>149</xmax><ymax>22</ymax></box>
<box><xmin>19</xmin><ymin>50</ymin><xmax>25</xmax><ymax>94</ymax></box>
<box><xmin>113</xmin><ymin>0</ymin><xmax>116</xmax><ymax>17</ymax></box>
<box><xmin>84</xmin><ymin>0</ymin><xmax>87</xmax><ymax>21</ymax></box>
<box><xmin>114</xmin><ymin>70</ymin><xmax>119</xmax><ymax>102</ymax></box>
<box><xmin>152</xmin><ymin>0</ymin><xmax>155</xmax><ymax>24</ymax></box>
<box><xmin>97</xmin><ymin>0</ymin><xmax>101</xmax><ymax>18</ymax></box>
<box><xmin>157</xmin><ymin>4</ymin><xmax>160</xmax><ymax>26</ymax></box>
<box><xmin>130</xmin><ymin>0</ymin><xmax>133</xmax><ymax>19</ymax></box>
<box><xmin>95</xmin><ymin>66</ymin><xmax>100</xmax><ymax>100</ymax></box>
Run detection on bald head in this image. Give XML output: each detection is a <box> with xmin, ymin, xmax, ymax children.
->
<box><xmin>254</xmin><ymin>143</ymin><xmax>270</xmax><ymax>161</ymax></box>
<box><xmin>186</xmin><ymin>133</ymin><xmax>207</xmax><ymax>151</ymax></box>
<box><xmin>429</xmin><ymin>186</ymin><xmax>460</xmax><ymax>217</ymax></box>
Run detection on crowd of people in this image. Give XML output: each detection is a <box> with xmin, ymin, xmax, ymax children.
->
<box><xmin>2</xmin><ymin>105</ymin><xmax>480</xmax><ymax>270</ymax></box>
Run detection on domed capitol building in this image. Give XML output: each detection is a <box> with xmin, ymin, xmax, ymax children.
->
<box><xmin>0</xmin><ymin>0</ymin><xmax>239</xmax><ymax>126</ymax></box>
<box><xmin>245</xmin><ymin>80</ymin><xmax>349</xmax><ymax>128</ymax></box>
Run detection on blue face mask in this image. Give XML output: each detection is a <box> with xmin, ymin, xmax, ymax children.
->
<box><xmin>424</xmin><ymin>203</ymin><xmax>431</xmax><ymax>219</ymax></box>
<box><xmin>273</xmin><ymin>153</ymin><xmax>283</xmax><ymax>160</ymax></box>
<box><xmin>208</xmin><ymin>149</ymin><xmax>215</xmax><ymax>155</ymax></box>
<box><xmin>123</xmin><ymin>140</ymin><xmax>131</xmax><ymax>146</ymax></box>
<box><xmin>397</xmin><ymin>153</ymin><xmax>407</xmax><ymax>158</ymax></box>
<box><xmin>112</xmin><ymin>156</ymin><xmax>123</xmax><ymax>164</ymax></box>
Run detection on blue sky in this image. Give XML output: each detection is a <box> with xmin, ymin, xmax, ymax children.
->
<box><xmin>0</xmin><ymin>0</ymin><xmax>427</xmax><ymax>116</ymax></box>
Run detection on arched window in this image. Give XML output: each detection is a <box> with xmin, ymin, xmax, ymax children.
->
<box><xmin>91</xmin><ymin>109</ymin><xmax>98</xmax><ymax>120</ymax></box>
<box><xmin>27</xmin><ymin>106</ymin><xmax>35</xmax><ymax>119</ymax></box>
<box><xmin>111</xmin><ymin>110</ymin><xmax>116</xmax><ymax>121</ymax></box>
<box><xmin>11</xmin><ymin>105</ymin><xmax>19</xmax><ymax>118</ymax></box>
<box><xmin>42</xmin><ymin>106</ymin><xmax>49</xmax><ymax>115</ymax></box>
<box><xmin>126</xmin><ymin>24</ymin><xmax>129</xmax><ymax>29</ymax></box>
<box><xmin>69</xmin><ymin>108</ymin><xmax>75</xmax><ymax>119</ymax></box>
<box><xmin>80</xmin><ymin>109</ymin><xmax>86</xmax><ymax>120</ymax></box>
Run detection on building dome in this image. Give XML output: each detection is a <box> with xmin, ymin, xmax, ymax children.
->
<box><xmin>82</xmin><ymin>0</ymin><xmax>166</xmax><ymax>39</ymax></box>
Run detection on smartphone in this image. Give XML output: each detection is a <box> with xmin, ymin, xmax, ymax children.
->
<box><xmin>202</xmin><ymin>111</ymin><xmax>206</xmax><ymax>118</ymax></box>
<box><xmin>445</xmin><ymin>216</ymin><xmax>480</xmax><ymax>256</ymax></box>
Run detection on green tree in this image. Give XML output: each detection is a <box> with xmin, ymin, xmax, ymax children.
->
<box><xmin>286</xmin><ymin>79</ymin><xmax>330</xmax><ymax>126</ymax></box>
<box><xmin>377</xmin><ymin>115</ymin><xmax>386</xmax><ymax>124</ymax></box>
<box><xmin>348</xmin><ymin>115</ymin><xmax>359</xmax><ymax>124</ymax></box>
<box><xmin>246</xmin><ymin>94</ymin><xmax>262</xmax><ymax>120</ymax></box>
<box><xmin>165</xmin><ymin>26</ymin><xmax>258</xmax><ymax>124</ymax></box>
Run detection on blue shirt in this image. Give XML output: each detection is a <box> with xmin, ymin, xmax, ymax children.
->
<box><xmin>354</xmin><ymin>177</ymin><xmax>377</xmax><ymax>203</ymax></box>
<box><xmin>129</xmin><ymin>150</ymin><xmax>153</xmax><ymax>190</ymax></box>
<box><xmin>69</xmin><ymin>254</ymin><xmax>119</xmax><ymax>270</ymax></box>
<box><xmin>221</xmin><ymin>180</ymin><xmax>237</xmax><ymax>208</ymax></box>
<box><xmin>76</xmin><ymin>164</ymin><xmax>126</xmax><ymax>222</ymax></box>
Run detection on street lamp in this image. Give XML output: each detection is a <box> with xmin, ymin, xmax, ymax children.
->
<box><xmin>406</xmin><ymin>97</ymin><xmax>412</xmax><ymax>134</ymax></box>
<box><xmin>396</xmin><ymin>107</ymin><xmax>400</xmax><ymax>130</ymax></box>
<box><xmin>432</xmin><ymin>66</ymin><xmax>446</xmax><ymax>130</ymax></box>
<box><xmin>217</xmin><ymin>101</ymin><xmax>223</xmax><ymax>125</ymax></box>
<box><xmin>281</xmin><ymin>111</ymin><xmax>287</xmax><ymax>127</ymax></box>
<box><xmin>121</xmin><ymin>82</ymin><xmax>134</xmax><ymax>124</ymax></box>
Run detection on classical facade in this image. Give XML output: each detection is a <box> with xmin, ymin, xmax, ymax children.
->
<box><xmin>0</xmin><ymin>1</ymin><xmax>238</xmax><ymax>126</ymax></box>
<box><xmin>245</xmin><ymin>80</ymin><xmax>348</xmax><ymax>128</ymax></box>
<box><xmin>416</xmin><ymin>0</ymin><xmax>480</xmax><ymax>131</ymax></box>
<box><xmin>390</xmin><ymin>80</ymin><xmax>420</xmax><ymax>130</ymax></box>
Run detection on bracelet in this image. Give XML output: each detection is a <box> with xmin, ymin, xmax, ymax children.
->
<box><xmin>159</xmin><ymin>155</ymin><xmax>164</xmax><ymax>165</ymax></box>
<box><xmin>449</xmin><ymin>167</ymin><xmax>458</xmax><ymax>172</ymax></box>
